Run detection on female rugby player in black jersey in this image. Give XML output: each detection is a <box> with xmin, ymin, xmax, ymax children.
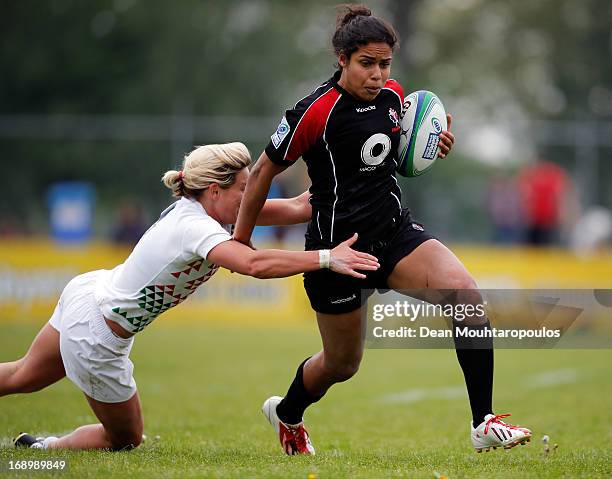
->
<box><xmin>234</xmin><ymin>4</ymin><xmax>531</xmax><ymax>455</ymax></box>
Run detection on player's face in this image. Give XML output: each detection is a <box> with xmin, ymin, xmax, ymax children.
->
<box><xmin>217</xmin><ymin>167</ymin><xmax>249</xmax><ymax>225</ymax></box>
<box><xmin>338</xmin><ymin>42</ymin><xmax>393</xmax><ymax>102</ymax></box>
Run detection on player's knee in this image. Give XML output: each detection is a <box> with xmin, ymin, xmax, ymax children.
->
<box><xmin>325</xmin><ymin>355</ymin><xmax>362</xmax><ymax>382</ymax></box>
<box><xmin>454</xmin><ymin>278</ymin><xmax>485</xmax><ymax>311</ymax></box>
<box><xmin>445</xmin><ymin>273</ymin><xmax>478</xmax><ymax>292</ymax></box>
<box><xmin>108</xmin><ymin>423</ymin><xmax>143</xmax><ymax>451</ymax></box>
<box><xmin>110</xmin><ymin>430</ymin><xmax>143</xmax><ymax>451</ymax></box>
<box><xmin>337</xmin><ymin>362</ymin><xmax>360</xmax><ymax>382</ymax></box>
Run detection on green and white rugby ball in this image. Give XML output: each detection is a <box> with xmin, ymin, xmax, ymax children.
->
<box><xmin>397</xmin><ymin>90</ymin><xmax>447</xmax><ymax>177</ymax></box>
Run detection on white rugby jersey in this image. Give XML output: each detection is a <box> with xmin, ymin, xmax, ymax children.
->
<box><xmin>94</xmin><ymin>197</ymin><xmax>232</xmax><ymax>333</ymax></box>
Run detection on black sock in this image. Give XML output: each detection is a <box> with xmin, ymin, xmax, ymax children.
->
<box><xmin>453</xmin><ymin>321</ymin><xmax>494</xmax><ymax>427</ymax></box>
<box><xmin>276</xmin><ymin>357</ymin><xmax>323</xmax><ymax>425</ymax></box>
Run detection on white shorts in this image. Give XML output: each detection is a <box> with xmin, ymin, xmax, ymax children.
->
<box><xmin>49</xmin><ymin>270</ymin><xmax>137</xmax><ymax>403</ymax></box>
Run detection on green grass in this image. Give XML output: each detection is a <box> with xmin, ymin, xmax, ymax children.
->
<box><xmin>1</xmin><ymin>322</ymin><xmax>611</xmax><ymax>478</ymax></box>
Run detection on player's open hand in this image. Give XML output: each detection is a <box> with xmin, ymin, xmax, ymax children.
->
<box><xmin>329</xmin><ymin>233</ymin><xmax>380</xmax><ymax>279</ymax></box>
<box><xmin>438</xmin><ymin>113</ymin><xmax>454</xmax><ymax>159</ymax></box>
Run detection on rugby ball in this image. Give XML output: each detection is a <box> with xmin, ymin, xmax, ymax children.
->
<box><xmin>397</xmin><ymin>90</ymin><xmax>447</xmax><ymax>177</ymax></box>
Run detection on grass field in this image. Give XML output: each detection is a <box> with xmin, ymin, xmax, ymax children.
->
<box><xmin>1</xmin><ymin>321</ymin><xmax>611</xmax><ymax>478</ymax></box>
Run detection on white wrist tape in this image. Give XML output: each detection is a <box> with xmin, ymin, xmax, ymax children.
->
<box><xmin>319</xmin><ymin>249</ymin><xmax>331</xmax><ymax>269</ymax></box>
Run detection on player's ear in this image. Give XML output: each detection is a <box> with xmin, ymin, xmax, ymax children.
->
<box><xmin>209</xmin><ymin>183</ymin><xmax>220</xmax><ymax>199</ymax></box>
<box><xmin>338</xmin><ymin>53</ymin><xmax>347</xmax><ymax>69</ymax></box>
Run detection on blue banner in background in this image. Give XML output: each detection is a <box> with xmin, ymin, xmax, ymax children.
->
<box><xmin>47</xmin><ymin>182</ymin><xmax>94</xmax><ymax>244</ymax></box>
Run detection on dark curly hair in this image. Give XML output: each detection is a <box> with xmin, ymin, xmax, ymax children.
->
<box><xmin>332</xmin><ymin>4</ymin><xmax>398</xmax><ymax>64</ymax></box>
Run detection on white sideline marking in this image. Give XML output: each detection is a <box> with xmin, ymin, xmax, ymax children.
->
<box><xmin>0</xmin><ymin>436</ymin><xmax>14</xmax><ymax>447</ymax></box>
<box><xmin>524</xmin><ymin>368</ymin><xmax>579</xmax><ymax>388</ymax></box>
<box><xmin>379</xmin><ymin>369</ymin><xmax>580</xmax><ymax>404</ymax></box>
<box><xmin>381</xmin><ymin>386</ymin><xmax>465</xmax><ymax>404</ymax></box>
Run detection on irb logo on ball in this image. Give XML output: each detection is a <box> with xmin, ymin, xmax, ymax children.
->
<box><xmin>431</xmin><ymin>117</ymin><xmax>442</xmax><ymax>134</ymax></box>
<box><xmin>397</xmin><ymin>90</ymin><xmax>447</xmax><ymax>177</ymax></box>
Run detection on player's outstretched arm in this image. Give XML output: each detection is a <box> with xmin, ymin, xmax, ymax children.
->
<box><xmin>234</xmin><ymin>151</ymin><xmax>286</xmax><ymax>243</ymax></box>
<box><xmin>256</xmin><ymin>191</ymin><xmax>312</xmax><ymax>226</ymax></box>
<box><xmin>208</xmin><ymin>233</ymin><xmax>378</xmax><ymax>279</ymax></box>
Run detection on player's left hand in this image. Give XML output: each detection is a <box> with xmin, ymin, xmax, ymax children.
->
<box><xmin>329</xmin><ymin>233</ymin><xmax>380</xmax><ymax>279</ymax></box>
<box><xmin>438</xmin><ymin>113</ymin><xmax>454</xmax><ymax>159</ymax></box>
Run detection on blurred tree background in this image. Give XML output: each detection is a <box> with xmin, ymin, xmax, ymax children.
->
<box><xmin>1</xmin><ymin>0</ymin><xmax>611</xmax><ymax>242</ymax></box>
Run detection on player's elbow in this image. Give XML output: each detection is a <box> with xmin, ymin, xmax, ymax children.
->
<box><xmin>295</xmin><ymin>201</ymin><xmax>312</xmax><ymax>223</ymax></box>
<box><xmin>296</xmin><ymin>192</ymin><xmax>312</xmax><ymax>222</ymax></box>
<box><xmin>249</xmin><ymin>157</ymin><xmax>264</xmax><ymax>180</ymax></box>
<box><xmin>301</xmin><ymin>209</ymin><xmax>312</xmax><ymax>223</ymax></box>
<box><xmin>250</xmin><ymin>152</ymin><xmax>273</xmax><ymax>180</ymax></box>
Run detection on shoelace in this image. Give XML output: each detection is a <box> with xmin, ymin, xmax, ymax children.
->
<box><xmin>483</xmin><ymin>413</ymin><xmax>525</xmax><ymax>435</ymax></box>
<box><xmin>288</xmin><ymin>424</ymin><xmax>310</xmax><ymax>453</ymax></box>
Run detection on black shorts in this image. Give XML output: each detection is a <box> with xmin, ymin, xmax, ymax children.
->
<box><xmin>303</xmin><ymin>209</ymin><xmax>437</xmax><ymax>315</ymax></box>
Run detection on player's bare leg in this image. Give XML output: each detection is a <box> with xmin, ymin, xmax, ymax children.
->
<box><xmin>17</xmin><ymin>392</ymin><xmax>144</xmax><ymax>450</ymax></box>
<box><xmin>4</xmin><ymin>323</ymin><xmax>143</xmax><ymax>451</ymax></box>
<box><xmin>0</xmin><ymin>323</ymin><xmax>65</xmax><ymax>397</ymax></box>
<box><xmin>387</xmin><ymin>238</ymin><xmax>531</xmax><ymax>451</ymax></box>
<box><xmin>263</xmin><ymin>308</ymin><xmax>364</xmax><ymax>455</ymax></box>
<box><xmin>387</xmin><ymin>239</ymin><xmax>477</xmax><ymax>292</ymax></box>
<box><xmin>305</xmin><ymin>308</ymin><xmax>365</xmax><ymax>396</ymax></box>
<box><xmin>50</xmin><ymin>392</ymin><xmax>143</xmax><ymax>450</ymax></box>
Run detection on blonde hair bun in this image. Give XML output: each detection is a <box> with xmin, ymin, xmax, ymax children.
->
<box><xmin>162</xmin><ymin>142</ymin><xmax>251</xmax><ymax>198</ymax></box>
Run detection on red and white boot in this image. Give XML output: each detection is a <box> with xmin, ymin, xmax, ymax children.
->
<box><xmin>262</xmin><ymin>396</ymin><xmax>315</xmax><ymax>455</ymax></box>
<box><xmin>471</xmin><ymin>414</ymin><xmax>532</xmax><ymax>452</ymax></box>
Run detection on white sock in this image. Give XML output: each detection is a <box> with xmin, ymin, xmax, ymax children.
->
<box><xmin>42</xmin><ymin>436</ymin><xmax>58</xmax><ymax>449</ymax></box>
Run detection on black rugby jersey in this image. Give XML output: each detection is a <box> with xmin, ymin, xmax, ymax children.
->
<box><xmin>265</xmin><ymin>71</ymin><xmax>405</xmax><ymax>248</ymax></box>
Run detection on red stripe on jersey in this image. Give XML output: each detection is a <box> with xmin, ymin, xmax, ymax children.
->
<box><xmin>384</xmin><ymin>79</ymin><xmax>404</xmax><ymax>104</ymax></box>
<box><xmin>285</xmin><ymin>88</ymin><xmax>341</xmax><ymax>163</ymax></box>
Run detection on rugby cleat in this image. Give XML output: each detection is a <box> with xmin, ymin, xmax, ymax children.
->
<box><xmin>262</xmin><ymin>396</ymin><xmax>315</xmax><ymax>455</ymax></box>
<box><xmin>471</xmin><ymin>414</ymin><xmax>531</xmax><ymax>452</ymax></box>
<box><xmin>13</xmin><ymin>433</ymin><xmax>44</xmax><ymax>449</ymax></box>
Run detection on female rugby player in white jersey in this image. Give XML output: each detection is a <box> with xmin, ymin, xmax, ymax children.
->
<box><xmin>234</xmin><ymin>5</ymin><xmax>531</xmax><ymax>455</ymax></box>
<box><xmin>1</xmin><ymin>142</ymin><xmax>380</xmax><ymax>451</ymax></box>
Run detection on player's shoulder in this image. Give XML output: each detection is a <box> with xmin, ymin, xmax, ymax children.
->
<box><xmin>183</xmin><ymin>213</ymin><xmax>228</xmax><ymax>246</ymax></box>
<box><xmin>172</xmin><ymin>198</ymin><xmax>217</xmax><ymax>228</ymax></box>
<box><xmin>281</xmin><ymin>79</ymin><xmax>342</xmax><ymax>135</ymax></box>
<box><xmin>293</xmin><ymin>79</ymin><xmax>333</xmax><ymax>108</ymax></box>
<box><xmin>172</xmin><ymin>197</ymin><xmax>200</xmax><ymax>217</ymax></box>
<box><xmin>382</xmin><ymin>78</ymin><xmax>404</xmax><ymax>103</ymax></box>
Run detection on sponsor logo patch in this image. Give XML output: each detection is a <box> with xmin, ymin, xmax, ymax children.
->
<box><xmin>412</xmin><ymin>223</ymin><xmax>425</xmax><ymax>231</ymax></box>
<box><xmin>356</xmin><ymin>105</ymin><xmax>376</xmax><ymax>113</ymax></box>
<box><xmin>271</xmin><ymin>116</ymin><xmax>290</xmax><ymax>149</ymax></box>
<box><xmin>330</xmin><ymin>293</ymin><xmax>357</xmax><ymax>304</ymax></box>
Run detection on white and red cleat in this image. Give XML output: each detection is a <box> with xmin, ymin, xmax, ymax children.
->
<box><xmin>262</xmin><ymin>396</ymin><xmax>315</xmax><ymax>455</ymax></box>
<box><xmin>471</xmin><ymin>413</ymin><xmax>532</xmax><ymax>452</ymax></box>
